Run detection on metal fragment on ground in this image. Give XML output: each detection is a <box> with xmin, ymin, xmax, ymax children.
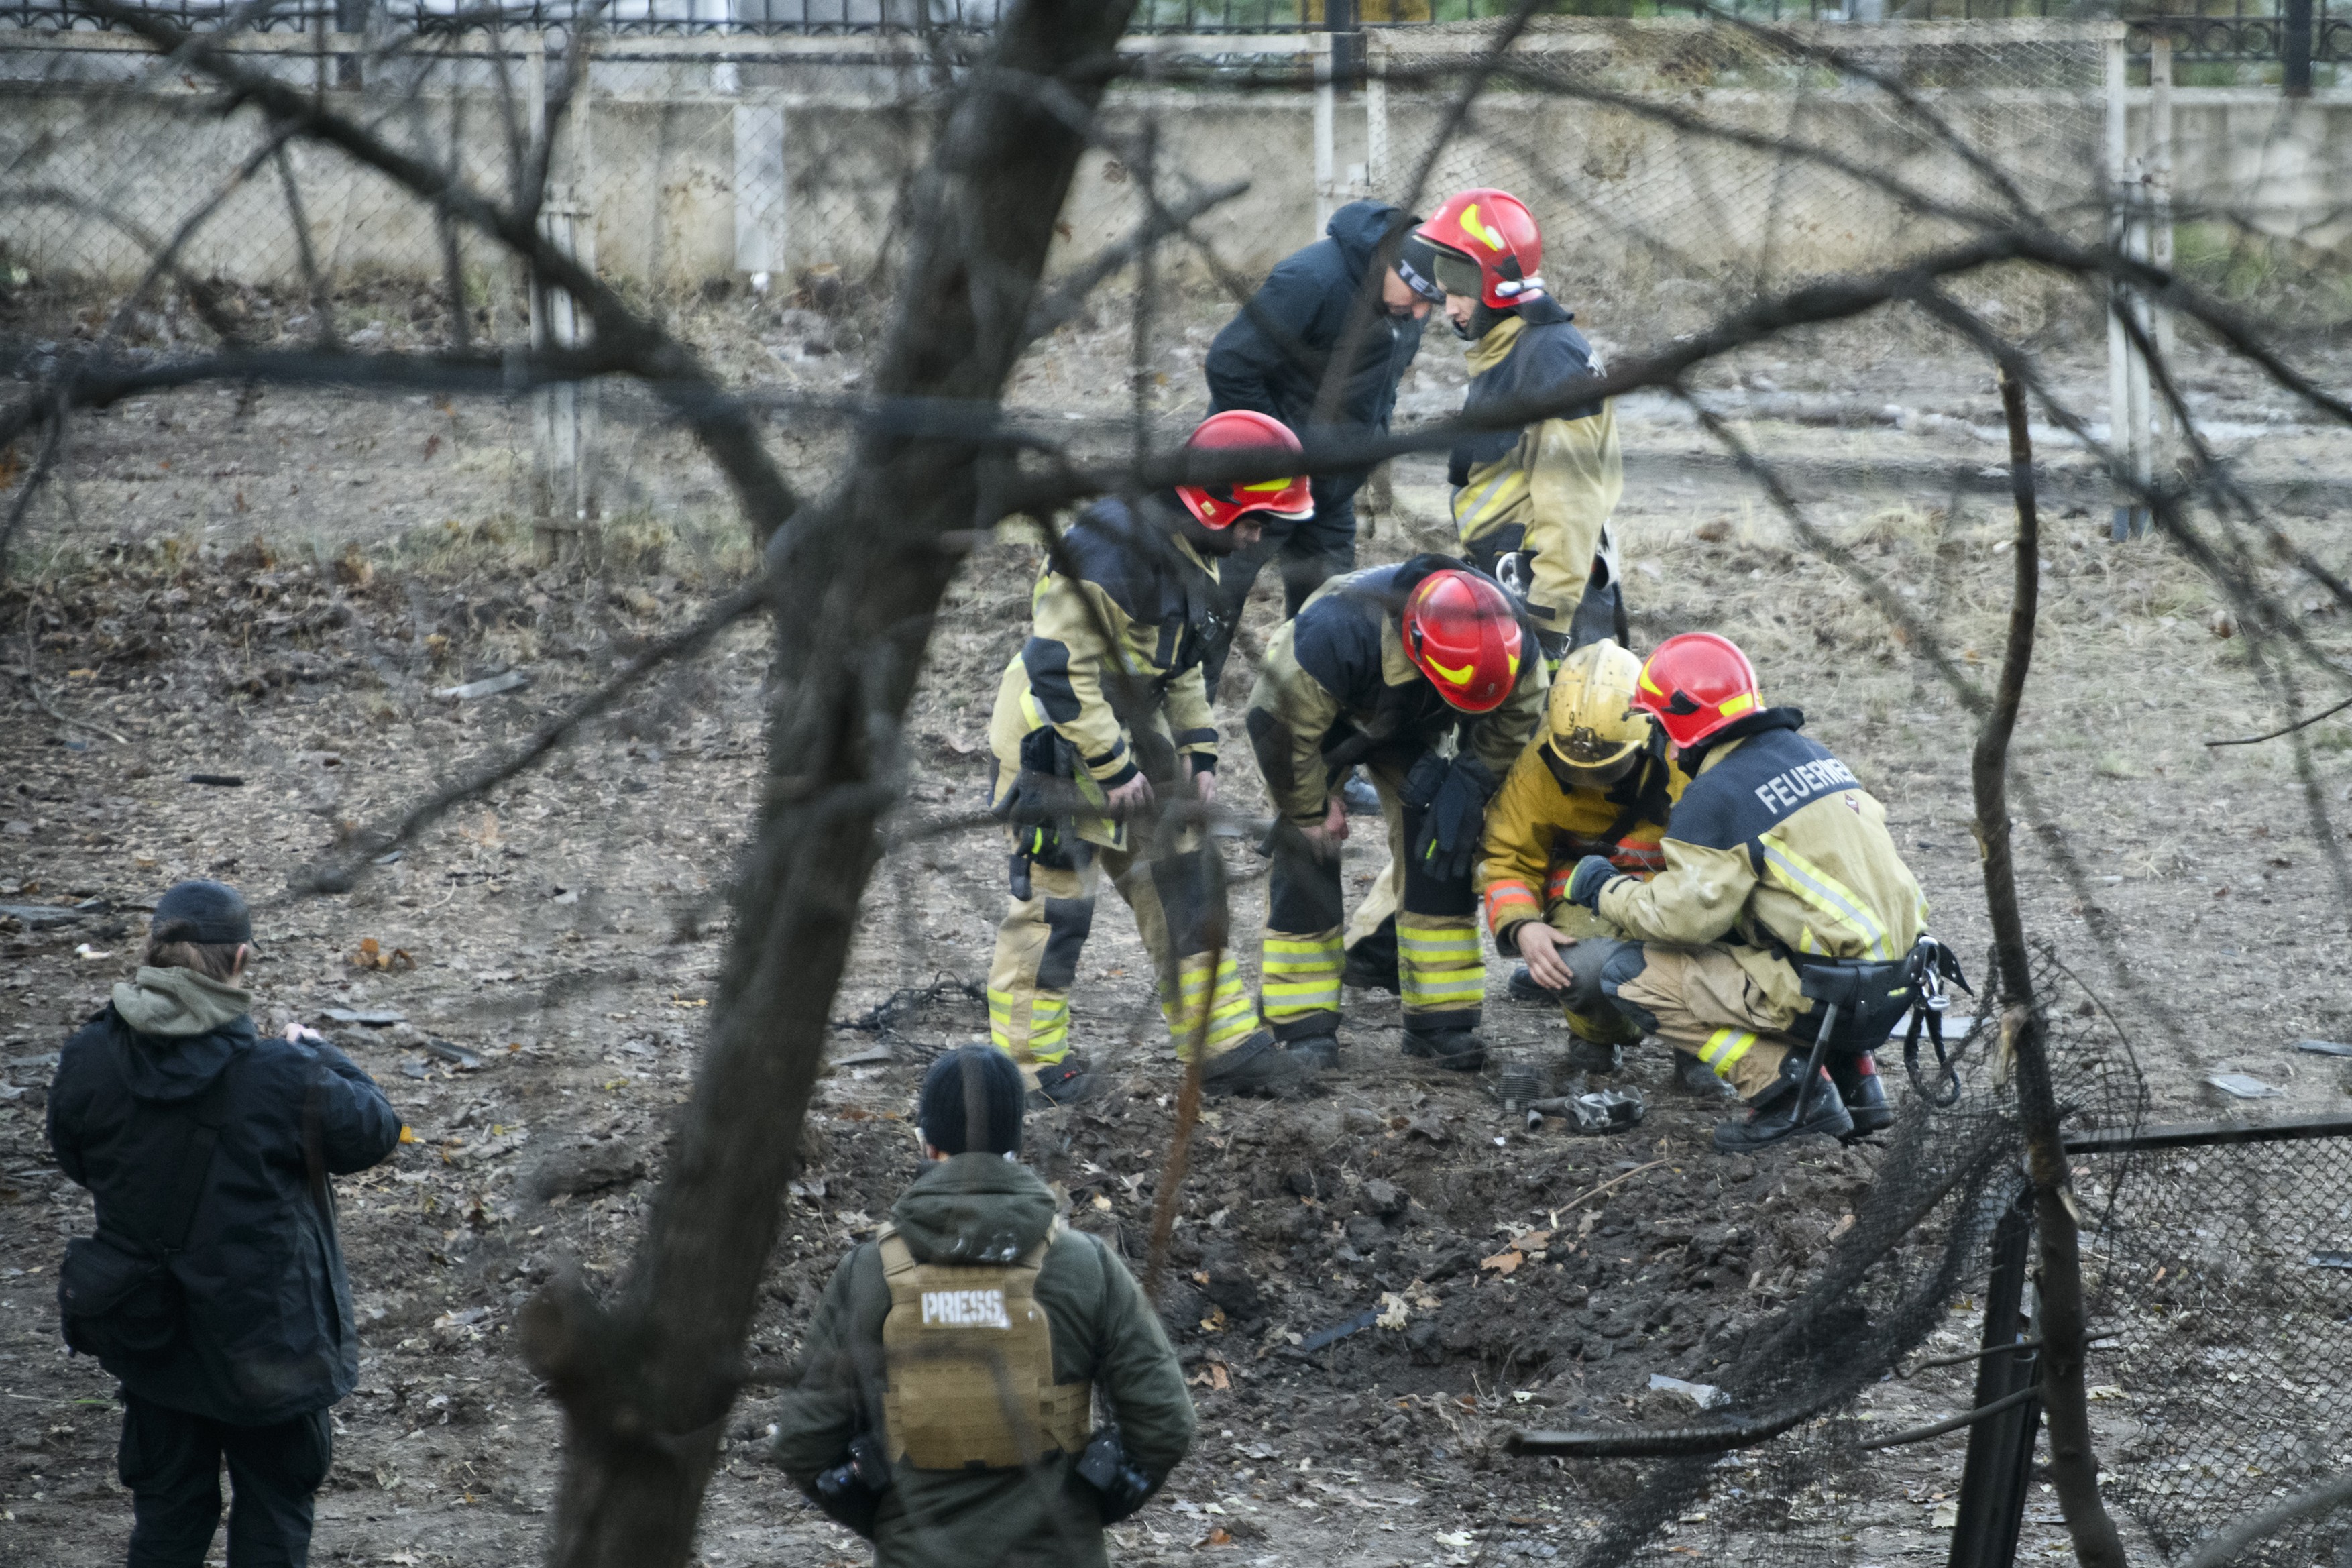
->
<box><xmin>434</xmin><ymin>670</ymin><xmax>530</xmax><ymax>701</ymax></box>
<box><xmin>2206</xmin><ymin>1074</ymin><xmax>2281</xmax><ymax>1099</ymax></box>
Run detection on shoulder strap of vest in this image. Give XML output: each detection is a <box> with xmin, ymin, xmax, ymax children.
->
<box><xmin>877</xmin><ymin>1227</ymin><xmax>917</xmax><ymax>1279</ymax></box>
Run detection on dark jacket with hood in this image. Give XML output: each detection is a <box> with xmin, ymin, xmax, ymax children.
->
<box><xmin>47</xmin><ymin>966</ymin><xmax>402</xmax><ymax>1426</ymax></box>
<box><xmin>1205</xmin><ymin>199</ymin><xmax>1424</xmax><ymax>454</ymax></box>
<box><xmin>771</xmin><ymin>1152</ymin><xmax>1196</xmax><ymax>1568</ymax></box>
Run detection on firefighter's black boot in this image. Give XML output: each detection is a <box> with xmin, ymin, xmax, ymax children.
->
<box><xmin>1712</xmin><ymin>1051</ymin><xmax>1854</xmax><ymax>1154</ymax></box>
<box><xmin>1827</xmin><ymin>1050</ymin><xmax>1894</xmax><ymax>1139</ymax></box>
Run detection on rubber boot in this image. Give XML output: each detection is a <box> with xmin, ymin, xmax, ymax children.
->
<box><xmin>1286</xmin><ymin>1033</ymin><xmax>1341</xmax><ymax>1071</ymax></box>
<box><xmin>1401</xmin><ymin>1027</ymin><xmax>1486</xmax><ymax>1073</ymax></box>
<box><xmin>1029</xmin><ymin>1055</ymin><xmax>1097</xmax><ymax>1107</ymax></box>
<box><xmin>1200</xmin><ymin>1032</ymin><xmax>1322</xmax><ymax>1099</ymax></box>
<box><xmin>1506</xmin><ymin>964</ymin><xmax>1557</xmax><ymax>1003</ymax></box>
<box><xmin>1828</xmin><ymin>1050</ymin><xmax>1894</xmax><ymax>1138</ymax></box>
<box><xmin>1342</xmin><ymin>919</ymin><xmax>1400</xmax><ymax>995</ymax></box>
<box><xmin>1674</xmin><ymin>1051</ymin><xmax>1736</xmax><ymax>1100</ymax></box>
<box><xmin>1712</xmin><ymin>1052</ymin><xmax>1854</xmax><ymax>1154</ymax></box>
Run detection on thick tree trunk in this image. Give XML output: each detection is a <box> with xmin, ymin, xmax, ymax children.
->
<box><xmin>517</xmin><ymin>5</ymin><xmax>1141</xmax><ymax>1563</ymax></box>
<box><xmin>1970</xmin><ymin>368</ymin><xmax>2128</xmax><ymax>1568</ymax></box>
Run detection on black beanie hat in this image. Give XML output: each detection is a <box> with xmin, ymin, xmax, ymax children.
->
<box><xmin>152</xmin><ymin>879</ymin><xmax>254</xmax><ymax>947</ymax></box>
<box><xmin>918</xmin><ymin>1045</ymin><xmax>1025</xmax><ymax>1157</ymax></box>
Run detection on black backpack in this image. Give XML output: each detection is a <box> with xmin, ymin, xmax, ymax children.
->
<box><xmin>56</xmin><ymin>1061</ymin><xmax>236</xmax><ymax>1362</ymax></box>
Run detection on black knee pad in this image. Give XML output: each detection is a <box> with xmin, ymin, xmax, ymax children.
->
<box><xmin>1596</xmin><ymin>941</ymin><xmax>1657</xmax><ymax>1033</ymax></box>
<box><xmin>1037</xmin><ymin>897</ymin><xmax>1096</xmax><ymax>990</ymax></box>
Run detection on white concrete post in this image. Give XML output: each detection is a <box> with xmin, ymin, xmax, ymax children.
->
<box><xmin>1313</xmin><ymin>33</ymin><xmax>1336</xmax><ymax>239</ymax></box>
<box><xmin>1363</xmin><ymin>31</ymin><xmax>1388</xmax><ymax>201</ymax></box>
<box><xmin>533</xmin><ymin>33</ymin><xmax>601</xmax><ymax>562</ymax></box>
<box><xmin>734</xmin><ymin>101</ymin><xmax>787</xmax><ymax>279</ymax></box>
<box><xmin>2103</xmin><ymin>34</ymin><xmax>2151</xmax><ymax>539</ymax></box>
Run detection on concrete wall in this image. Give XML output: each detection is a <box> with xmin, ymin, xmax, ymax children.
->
<box><xmin>2</xmin><ymin>36</ymin><xmax>2347</xmax><ymax>294</ymax></box>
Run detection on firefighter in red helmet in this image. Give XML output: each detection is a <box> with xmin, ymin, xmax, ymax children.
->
<box><xmin>1246</xmin><ymin>557</ymin><xmax>1546</xmax><ymax>1074</ymax></box>
<box><xmin>986</xmin><ymin>411</ymin><xmax>1323</xmax><ymax>1102</ymax></box>
<box><xmin>1410</xmin><ymin>188</ymin><xmax>1626</xmax><ymax>669</ymax></box>
<box><xmin>1547</xmin><ymin>633</ymin><xmax>1941</xmax><ymax>1152</ymax></box>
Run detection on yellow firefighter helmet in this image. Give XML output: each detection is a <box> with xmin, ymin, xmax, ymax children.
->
<box><xmin>1543</xmin><ymin>639</ymin><xmax>1654</xmax><ymax>788</ymax></box>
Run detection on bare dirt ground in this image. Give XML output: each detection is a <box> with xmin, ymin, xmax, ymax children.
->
<box><xmin>5</xmin><ymin>277</ymin><xmax>2352</xmax><ymax>1568</ymax></box>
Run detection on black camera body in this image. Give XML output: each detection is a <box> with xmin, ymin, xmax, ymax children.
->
<box><xmin>811</xmin><ymin>1433</ymin><xmax>892</xmax><ymax>1536</ymax></box>
<box><xmin>1076</xmin><ymin>1426</ymin><xmax>1156</xmax><ymax>1524</ymax></box>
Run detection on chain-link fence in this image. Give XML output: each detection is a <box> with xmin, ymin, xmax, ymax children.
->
<box><xmin>2076</xmin><ymin>1119</ymin><xmax>2352</xmax><ymax>1567</ymax></box>
<box><xmin>1365</xmin><ymin>18</ymin><xmax>2117</xmax><ymax>325</ymax></box>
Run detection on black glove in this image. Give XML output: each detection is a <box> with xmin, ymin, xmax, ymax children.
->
<box><xmin>1411</xmin><ymin>754</ymin><xmax>1500</xmax><ymax>885</ymax></box>
<box><xmin>1566</xmin><ymin>854</ymin><xmax>1617</xmax><ymax>911</ymax></box>
<box><xmin>1396</xmin><ymin>750</ymin><xmax>1449</xmax><ymax>816</ymax></box>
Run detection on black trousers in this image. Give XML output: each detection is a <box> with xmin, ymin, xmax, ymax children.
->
<box><xmin>119</xmin><ymin>1393</ymin><xmax>333</xmax><ymax>1568</ymax></box>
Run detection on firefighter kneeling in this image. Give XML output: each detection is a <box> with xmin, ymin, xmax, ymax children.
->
<box><xmin>1553</xmin><ymin>633</ymin><xmax>1934</xmax><ymax>1152</ymax></box>
<box><xmin>1475</xmin><ymin>640</ymin><xmax>1727</xmax><ymax>1100</ymax></box>
<box><xmin>772</xmin><ymin>1046</ymin><xmax>1195</xmax><ymax>1566</ymax></box>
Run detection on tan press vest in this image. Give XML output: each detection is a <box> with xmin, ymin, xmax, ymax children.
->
<box><xmin>877</xmin><ymin>1221</ymin><xmax>1093</xmax><ymax>1470</ymax></box>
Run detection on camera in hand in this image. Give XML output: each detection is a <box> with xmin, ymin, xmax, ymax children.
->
<box><xmin>1076</xmin><ymin>1425</ymin><xmax>1155</xmax><ymax>1523</ymax></box>
<box><xmin>815</xmin><ymin>1432</ymin><xmax>892</xmax><ymax>1502</ymax></box>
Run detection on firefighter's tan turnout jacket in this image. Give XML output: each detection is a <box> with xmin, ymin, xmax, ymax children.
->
<box><xmin>1590</xmin><ymin>710</ymin><xmax>1929</xmax><ymax>1015</ymax></box>
<box><xmin>1448</xmin><ymin>299</ymin><xmax>1624</xmax><ymax>642</ymax></box>
<box><xmin>989</xmin><ymin>497</ymin><xmax>1225</xmax><ymax>852</ymax></box>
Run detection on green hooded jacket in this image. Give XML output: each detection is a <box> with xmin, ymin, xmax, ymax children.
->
<box><xmin>771</xmin><ymin>1152</ymin><xmax>1196</xmax><ymax>1568</ymax></box>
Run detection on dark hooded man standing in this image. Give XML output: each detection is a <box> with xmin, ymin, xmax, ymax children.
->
<box><xmin>46</xmin><ymin>879</ymin><xmax>402</xmax><ymax>1568</ymax></box>
<box><xmin>1202</xmin><ymin>198</ymin><xmax>1440</xmax><ymax>693</ymax></box>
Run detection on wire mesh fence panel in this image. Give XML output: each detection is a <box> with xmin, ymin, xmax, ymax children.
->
<box><xmin>1499</xmin><ymin>950</ymin><xmax>2149</xmax><ymax>1568</ymax></box>
<box><xmin>1363</xmin><ymin>18</ymin><xmax>2115</xmax><ymax>333</ymax></box>
<box><xmin>2073</xmin><ymin>1126</ymin><xmax>2352</xmax><ymax>1567</ymax></box>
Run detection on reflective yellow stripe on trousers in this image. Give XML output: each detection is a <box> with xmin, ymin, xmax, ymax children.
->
<box><xmin>1259</xmin><ymin>928</ymin><xmax>1343</xmax><ymax>1024</ymax></box>
<box><xmin>1397</xmin><ymin>914</ymin><xmax>1484</xmax><ymax>1015</ymax></box>
<box><xmin>989</xmin><ymin>989</ymin><xmax>1070</xmax><ymax>1065</ymax></box>
<box><xmin>1161</xmin><ymin>952</ymin><xmax>1258</xmax><ymax>1061</ymax></box>
<box><xmin>1699</xmin><ymin>1027</ymin><xmax>1758</xmax><ymax>1082</ymax></box>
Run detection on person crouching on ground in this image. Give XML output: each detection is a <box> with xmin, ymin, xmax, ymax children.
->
<box><xmin>772</xmin><ymin>1045</ymin><xmax>1196</xmax><ymax>1568</ymax></box>
<box><xmin>47</xmin><ymin>879</ymin><xmax>402</xmax><ymax>1568</ymax></box>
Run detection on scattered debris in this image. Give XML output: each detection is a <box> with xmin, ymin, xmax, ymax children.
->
<box><xmin>422</xmin><ymin>1038</ymin><xmax>483</xmax><ymax>1070</ymax></box>
<box><xmin>832</xmin><ymin>972</ymin><xmax>985</xmax><ymax>1034</ymax></box>
<box><xmin>321</xmin><ymin>1007</ymin><xmax>406</xmax><ymax>1027</ymax></box>
<box><xmin>434</xmin><ymin>670</ymin><xmax>530</xmax><ymax>702</ymax></box>
<box><xmin>1648</xmin><ymin>1374</ymin><xmax>1725</xmax><ymax>1410</ymax></box>
<box><xmin>829</xmin><ymin>1042</ymin><xmax>895</xmax><ymax>1068</ymax></box>
<box><xmin>185</xmin><ymin>773</ymin><xmax>245</xmax><ymax>787</ymax></box>
<box><xmin>1524</xmin><ymin>1089</ymin><xmax>1646</xmax><ymax>1134</ymax></box>
<box><xmin>2308</xmin><ymin>1253</ymin><xmax>2352</xmax><ymax>1270</ymax></box>
<box><xmin>72</xmin><ymin>943</ymin><xmax>110</xmax><ymax>960</ymax></box>
<box><xmin>2206</xmin><ymin>1073</ymin><xmax>2280</xmax><ymax>1099</ymax></box>
<box><xmin>2294</xmin><ymin>1039</ymin><xmax>2352</xmax><ymax>1058</ymax></box>
<box><xmin>1298</xmin><ymin>1307</ymin><xmax>1381</xmax><ymax>1353</ymax></box>
<box><xmin>0</xmin><ymin>903</ymin><xmax>84</xmax><ymax>930</ymax></box>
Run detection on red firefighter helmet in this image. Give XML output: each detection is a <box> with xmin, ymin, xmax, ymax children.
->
<box><xmin>1413</xmin><ymin>189</ymin><xmax>1545</xmax><ymax>309</ymax></box>
<box><xmin>1174</xmin><ymin>411</ymin><xmax>1315</xmax><ymax>530</ymax></box>
<box><xmin>1632</xmin><ymin>632</ymin><xmax>1763</xmax><ymax>751</ymax></box>
<box><xmin>1402</xmin><ymin>569</ymin><xmax>1524</xmax><ymax>714</ymax></box>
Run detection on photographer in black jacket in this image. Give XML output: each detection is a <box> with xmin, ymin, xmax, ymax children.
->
<box><xmin>48</xmin><ymin>880</ymin><xmax>402</xmax><ymax>1568</ymax></box>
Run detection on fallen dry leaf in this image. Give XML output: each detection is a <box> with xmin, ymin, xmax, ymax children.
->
<box><xmin>1481</xmin><ymin>1249</ymin><xmax>1524</xmax><ymax>1276</ymax></box>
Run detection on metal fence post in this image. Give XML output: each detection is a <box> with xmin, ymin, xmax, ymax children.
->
<box><xmin>1946</xmin><ymin>1188</ymin><xmax>2042</xmax><ymax>1568</ymax></box>
<box><xmin>2285</xmin><ymin>0</ymin><xmax>2314</xmax><ymax>97</ymax></box>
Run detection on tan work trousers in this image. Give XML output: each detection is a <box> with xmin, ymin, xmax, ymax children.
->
<box><xmin>1608</xmin><ymin>943</ymin><xmax>1805</xmax><ymax>1100</ymax></box>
